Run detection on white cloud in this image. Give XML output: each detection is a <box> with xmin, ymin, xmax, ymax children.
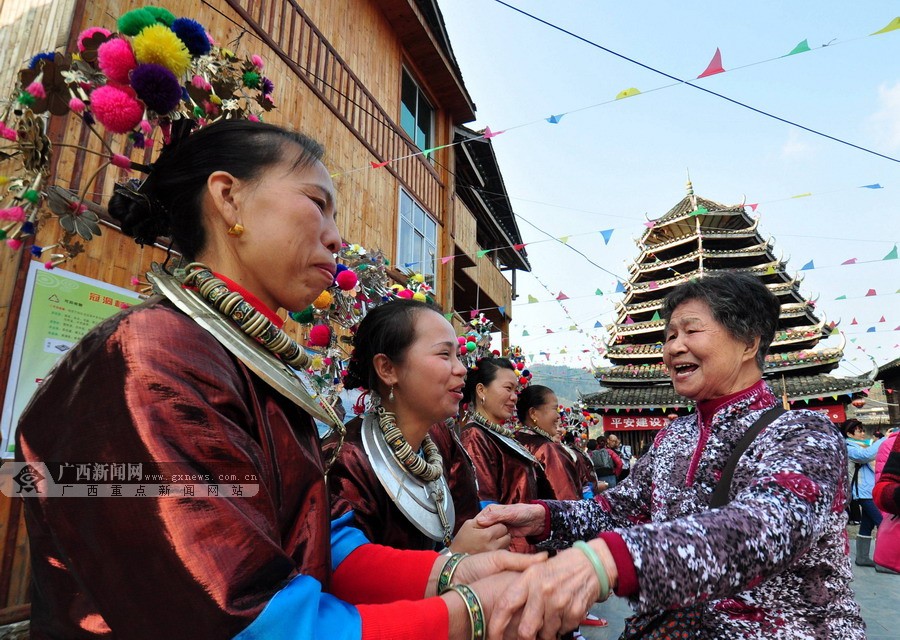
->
<box><xmin>870</xmin><ymin>82</ymin><xmax>900</xmax><ymax>150</ymax></box>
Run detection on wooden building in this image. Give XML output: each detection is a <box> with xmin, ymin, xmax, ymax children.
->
<box><xmin>0</xmin><ymin>0</ymin><xmax>529</xmax><ymax>625</ymax></box>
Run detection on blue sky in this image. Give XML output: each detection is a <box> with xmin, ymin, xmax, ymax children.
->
<box><xmin>439</xmin><ymin>0</ymin><xmax>900</xmax><ymax>378</ymax></box>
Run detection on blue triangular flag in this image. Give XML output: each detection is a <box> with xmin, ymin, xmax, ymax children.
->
<box><xmin>600</xmin><ymin>229</ymin><xmax>614</xmax><ymax>245</ymax></box>
<box><xmin>800</xmin><ymin>260</ymin><xmax>815</xmax><ymax>270</ymax></box>
<box><xmin>867</xmin><ymin>327</ymin><xmax>876</xmax><ymax>333</ymax></box>
<box><xmin>615</xmin><ymin>281</ymin><xmax>625</xmax><ymax>293</ymax></box>
<box><xmin>860</xmin><ymin>183</ymin><xmax>883</xmax><ymax>189</ymax></box>
<box><xmin>546</xmin><ymin>114</ymin><xmax>564</xmax><ymax>124</ymax></box>
<box><xmin>498</xmin><ymin>305</ymin><xmax>506</xmax><ymax>316</ymax></box>
<box><xmin>594</xmin><ymin>321</ymin><xmax>602</xmax><ymax>328</ymax></box>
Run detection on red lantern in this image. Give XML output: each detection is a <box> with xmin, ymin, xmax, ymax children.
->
<box><xmin>851</xmin><ymin>398</ymin><xmax>866</xmax><ymax>408</ymax></box>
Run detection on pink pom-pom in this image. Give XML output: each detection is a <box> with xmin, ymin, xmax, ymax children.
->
<box><xmin>6</xmin><ymin>238</ymin><xmax>22</xmax><ymax>250</ymax></box>
<box><xmin>308</xmin><ymin>324</ymin><xmax>331</xmax><ymax>347</ymax></box>
<box><xmin>130</xmin><ymin>276</ymin><xmax>141</xmax><ymax>286</ymax></box>
<box><xmin>191</xmin><ymin>75</ymin><xmax>211</xmax><ymax>90</ymax></box>
<box><xmin>0</xmin><ymin>206</ymin><xmax>25</xmax><ymax>222</ymax></box>
<box><xmin>77</xmin><ymin>27</ymin><xmax>111</xmax><ymax>52</ymax></box>
<box><xmin>110</xmin><ymin>154</ymin><xmax>132</xmax><ymax>170</ymax></box>
<box><xmin>43</xmin><ymin>259</ymin><xmax>54</xmax><ymax>268</ymax></box>
<box><xmin>68</xmin><ymin>97</ymin><xmax>86</xmax><ymax>113</ymax></box>
<box><xmin>139</xmin><ymin>119</ymin><xmax>152</xmax><ymax>135</ymax></box>
<box><xmin>97</xmin><ymin>38</ymin><xmax>137</xmax><ymax>85</ymax></box>
<box><xmin>335</xmin><ymin>269</ymin><xmax>358</xmax><ymax>291</ymax></box>
<box><xmin>251</xmin><ymin>54</ymin><xmax>265</xmax><ymax>69</ymax></box>
<box><xmin>0</xmin><ymin>125</ymin><xmax>16</xmax><ymax>141</ymax></box>
<box><xmin>397</xmin><ymin>289</ymin><xmax>414</xmax><ymax>299</ymax></box>
<box><xmin>90</xmin><ymin>84</ymin><xmax>143</xmax><ymax>134</ymax></box>
<box><xmin>26</xmin><ymin>82</ymin><xmax>46</xmax><ymax>99</ymax></box>
<box><xmin>247</xmin><ymin>114</ymin><xmax>260</xmax><ymax>122</ymax></box>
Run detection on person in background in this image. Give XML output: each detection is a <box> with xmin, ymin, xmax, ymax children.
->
<box><xmin>330</xmin><ymin>299</ymin><xmax>507</xmax><ymax>554</ymax></box>
<box><xmin>589</xmin><ymin>435</ymin><xmax>618</xmax><ymax>491</ymax></box>
<box><xmin>841</xmin><ymin>419</ymin><xmax>886</xmax><ymax>567</ymax></box>
<box><xmin>606</xmin><ymin>433</ymin><xmax>633</xmax><ymax>481</ymax></box>
<box><xmin>16</xmin><ymin>120</ymin><xmax>538</xmax><ymax>639</ymax></box>
<box><xmin>874</xmin><ymin>428</ymin><xmax>900</xmax><ymax>573</ymax></box>
<box><xmin>562</xmin><ymin>431</ymin><xmax>599</xmax><ymax>500</ymax></box>
<box><xmin>875</xmin><ymin>424</ymin><xmax>900</xmax><ymax>519</ymax></box>
<box><xmin>515</xmin><ymin>385</ymin><xmax>581</xmax><ymax>501</ymax></box>
<box><xmin>477</xmin><ymin>271</ymin><xmax>863</xmax><ymax>639</ymax></box>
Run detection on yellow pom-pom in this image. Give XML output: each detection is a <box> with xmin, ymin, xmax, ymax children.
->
<box><xmin>0</xmin><ymin>176</ymin><xmax>9</xmax><ymax>186</ymax></box>
<box><xmin>313</xmin><ymin>290</ymin><xmax>333</xmax><ymax>309</ymax></box>
<box><xmin>311</xmin><ymin>356</ymin><xmax>324</xmax><ymax>370</ymax></box>
<box><xmin>411</xmin><ymin>273</ymin><xmax>425</xmax><ymax>284</ymax></box>
<box><xmin>413</xmin><ymin>292</ymin><xmax>427</xmax><ymax>302</ymax></box>
<box><xmin>132</xmin><ymin>24</ymin><xmax>191</xmax><ymax>76</ymax></box>
<box><xmin>209</xmin><ymin>94</ymin><xmax>222</xmax><ymax>105</ymax></box>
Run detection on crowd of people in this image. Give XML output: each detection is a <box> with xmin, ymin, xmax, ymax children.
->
<box><xmin>15</xmin><ymin>119</ymin><xmax>887</xmax><ymax>639</ymax></box>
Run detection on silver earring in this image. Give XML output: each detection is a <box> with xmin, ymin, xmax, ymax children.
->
<box><xmin>481</xmin><ymin>396</ymin><xmax>485</xmax><ymax>404</ymax></box>
<box><xmin>389</xmin><ymin>386</ymin><xmax>395</xmax><ymax>402</ymax></box>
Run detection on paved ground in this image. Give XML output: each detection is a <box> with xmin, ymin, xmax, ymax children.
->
<box><xmin>580</xmin><ymin>525</ymin><xmax>899</xmax><ymax>640</ymax></box>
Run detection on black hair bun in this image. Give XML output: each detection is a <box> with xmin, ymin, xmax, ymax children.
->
<box><xmin>108</xmin><ymin>181</ymin><xmax>171</xmax><ymax>245</ymax></box>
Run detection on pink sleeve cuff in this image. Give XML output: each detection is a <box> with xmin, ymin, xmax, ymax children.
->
<box><xmin>525</xmin><ymin>500</ymin><xmax>551</xmax><ymax>544</ymax></box>
<box><xmin>599</xmin><ymin>532</ymin><xmax>639</xmax><ymax>597</ymax></box>
<box><xmin>332</xmin><ymin>544</ymin><xmax>438</xmax><ymax>604</ymax></box>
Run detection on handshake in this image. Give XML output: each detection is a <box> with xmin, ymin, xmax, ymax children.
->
<box><xmin>438</xmin><ymin>503</ymin><xmax>617</xmax><ymax>640</ymax></box>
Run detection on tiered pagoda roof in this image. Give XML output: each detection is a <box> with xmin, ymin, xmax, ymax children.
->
<box><xmin>583</xmin><ymin>184</ymin><xmax>873</xmax><ymax>409</ymax></box>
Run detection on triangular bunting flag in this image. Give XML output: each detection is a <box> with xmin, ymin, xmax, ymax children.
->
<box><xmin>470</xmin><ymin>310</ymin><xmax>479</xmax><ymax>319</ymax></box>
<box><xmin>835</xmin><ymin>294</ymin><xmax>847</xmax><ymax>300</ymax></box>
<box><xmin>482</xmin><ymin>126</ymin><xmax>504</xmax><ymax>139</ymax></box>
<box><xmin>370</xmin><ymin>160</ymin><xmax>389</xmax><ymax>169</ymax></box>
<box><xmin>842</xmin><ymin>258</ymin><xmax>858</xmax><ymax>265</ymax></box>
<box><xmin>615</xmin><ymin>281</ymin><xmax>625</xmax><ymax>293</ymax></box>
<box><xmin>513</xmin><ymin>243</ymin><xmax>526</xmax><ymax>250</ymax></box>
<box><xmin>867</xmin><ymin>326</ymin><xmax>876</xmax><ymax>333</ymax></box>
<box><xmin>422</xmin><ymin>147</ymin><xmax>436</xmax><ymax>159</ymax></box>
<box><xmin>559</xmin><ymin>236</ymin><xmax>570</xmax><ymax>244</ymax></box>
<box><xmin>595</xmin><ymin>289</ymin><xmax>603</xmax><ymax>296</ymax></box>
<box><xmin>884</xmin><ymin>245</ymin><xmax>898</xmax><ymax>260</ymax></box>
<box><xmin>697</xmin><ymin>47</ymin><xmax>725</xmax><ymax>78</ymax></box>
<box><xmin>880</xmin><ymin>316</ymin><xmax>887</xmax><ymax>322</ymax></box>
<box><xmin>872</xmin><ymin>17</ymin><xmax>900</xmax><ymax>36</ymax></box>
<box><xmin>746</xmin><ymin>203</ymin><xmax>758</xmax><ymax>211</ymax></box>
<box><xmin>766</xmin><ymin>265</ymin><xmax>776</xmax><ymax>275</ymax></box>
<box><xmin>625</xmin><ymin>316</ymin><xmax>635</xmax><ymax>324</ymax></box>
<box><xmin>527</xmin><ymin>294</ymin><xmax>539</xmax><ymax>303</ymax></box>
<box><xmin>593</xmin><ymin>321</ymin><xmax>602</xmax><ymax>328</ymax></box>
<box><xmin>866</xmin><ymin>289</ymin><xmax>877</xmax><ymax>296</ymax></box>
<box><xmin>648</xmin><ymin>281</ymin><xmax>659</xmax><ymax>290</ymax></box>
<box><xmin>522</xmin><ymin>329</ymin><xmax>529</xmax><ymax>336</ymax></box>
<box><xmin>568</xmin><ymin>325</ymin><xmax>577</xmax><ymax>331</ymax></box>
<box><xmin>651</xmin><ymin>311</ymin><xmax>661</xmax><ymax>321</ymax></box>
<box><xmin>476</xmin><ymin>249</ymin><xmax>490</xmax><ymax>258</ymax></box>
<box><xmin>690</xmin><ymin>206</ymin><xmax>708</xmax><ymax>216</ymax></box>
<box><xmin>791</xmin><ymin>192</ymin><xmax>812</xmax><ymax>199</ymax></box>
<box><xmin>615</xmin><ymin>87</ymin><xmax>641</xmax><ymax>100</ymax></box>
<box><xmin>441</xmin><ymin>256</ymin><xmax>454</xmax><ymax>265</ymax></box>
<box><xmin>643</xmin><ymin>221</ymin><xmax>656</xmax><ymax>228</ymax></box>
<box><xmin>860</xmin><ymin>183</ymin><xmax>883</xmax><ymax>189</ymax></box>
<box><xmin>498</xmin><ymin>306</ymin><xmax>506</xmax><ymax>316</ymax></box>
<box><xmin>546</xmin><ymin>329</ymin><xmax>554</xmax><ymax>334</ymax></box>
<box><xmin>546</xmin><ymin>114</ymin><xmax>564</xmax><ymax>124</ymax></box>
<box><xmin>851</xmin><ymin>317</ymin><xmax>858</xmax><ymax>325</ymax></box>
<box><xmin>600</xmin><ymin>229</ymin><xmax>614</xmax><ymax>245</ymax></box>
<box><xmin>560</xmin><ymin>348</ymin><xmax>568</xmax><ymax>354</ymax></box>
<box><xmin>556</xmin><ymin>292</ymin><xmax>570</xmax><ymax>301</ymax></box>
<box><xmin>801</xmin><ymin>260</ymin><xmax>815</xmax><ymax>270</ymax></box>
<box><xmin>784</xmin><ymin>39</ymin><xmax>811</xmax><ymax>56</ymax></box>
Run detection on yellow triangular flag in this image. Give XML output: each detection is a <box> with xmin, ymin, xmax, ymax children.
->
<box><xmin>615</xmin><ymin>87</ymin><xmax>641</xmax><ymax>100</ymax></box>
<box><xmin>765</xmin><ymin>265</ymin><xmax>776</xmax><ymax>275</ymax></box>
<box><xmin>872</xmin><ymin>17</ymin><xmax>900</xmax><ymax>35</ymax></box>
<box><xmin>559</xmin><ymin>236</ymin><xmax>570</xmax><ymax>244</ymax></box>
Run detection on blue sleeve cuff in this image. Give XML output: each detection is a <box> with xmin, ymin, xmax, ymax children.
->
<box><xmin>479</xmin><ymin>500</ymin><xmax>498</xmax><ymax>510</ymax></box>
<box><xmin>331</xmin><ymin>511</ymin><xmax>371</xmax><ymax>571</ymax></box>
<box><xmin>234</xmin><ymin>574</ymin><xmax>361</xmax><ymax>640</ymax></box>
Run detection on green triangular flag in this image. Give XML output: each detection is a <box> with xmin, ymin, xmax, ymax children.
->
<box><xmin>835</xmin><ymin>294</ymin><xmax>847</xmax><ymax>300</ymax></box>
<box><xmin>522</xmin><ymin>330</ymin><xmax>530</xmax><ymax>336</ymax></box>
<box><xmin>595</xmin><ymin>289</ymin><xmax>603</xmax><ymax>296</ymax></box>
<box><xmin>569</xmin><ymin>325</ymin><xmax>577</xmax><ymax>331</ymax></box>
<box><xmin>785</xmin><ymin>39</ymin><xmax>810</xmax><ymax>56</ymax></box>
<box><xmin>690</xmin><ymin>206</ymin><xmax>708</xmax><ymax>216</ymax></box>
<box><xmin>651</xmin><ymin>311</ymin><xmax>661</xmax><ymax>321</ymax></box>
<box><xmin>476</xmin><ymin>248</ymin><xmax>490</xmax><ymax>258</ymax></box>
<box><xmin>872</xmin><ymin>17</ymin><xmax>900</xmax><ymax>36</ymax></box>
<box><xmin>443</xmin><ymin>313</ymin><xmax>453</xmax><ymax>321</ymax></box>
<box><xmin>883</xmin><ymin>244</ymin><xmax>898</xmax><ymax>260</ymax></box>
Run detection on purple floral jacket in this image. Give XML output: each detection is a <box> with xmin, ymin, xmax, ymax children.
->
<box><xmin>540</xmin><ymin>381</ymin><xmax>864</xmax><ymax>638</ymax></box>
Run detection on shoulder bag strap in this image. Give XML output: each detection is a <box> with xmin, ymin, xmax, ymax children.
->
<box><xmin>709</xmin><ymin>406</ymin><xmax>786</xmax><ymax>508</ymax></box>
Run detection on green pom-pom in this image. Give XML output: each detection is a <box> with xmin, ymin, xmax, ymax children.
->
<box><xmin>23</xmin><ymin>190</ymin><xmax>40</xmax><ymax>204</ymax></box>
<box><xmin>193</xmin><ymin>105</ymin><xmax>204</xmax><ymax>118</ymax></box>
<box><xmin>143</xmin><ymin>6</ymin><xmax>176</xmax><ymax>26</ymax></box>
<box><xmin>289</xmin><ymin>306</ymin><xmax>315</xmax><ymax>324</ymax></box>
<box><xmin>242</xmin><ymin>71</ymin><xmax>260</xmax><ymax>89</ymax></box>
<box><xmin>465</xmin><ymin>341</ymin><xmax>476</xmax><ymax>352</ymax></box>
<box><xmin>17</xmin><ymin>91</ymin><xmax>35</xmax><ymax>106</ymax></box>
<box><xmin>118</xmin><ymin>8</ymin><xmax>157</xmax><ymax>36</ymax></box>
<box><xmin>0</xmin><ymin>229</ymin><xmax>6</xmax><ymax>240</ymax></box>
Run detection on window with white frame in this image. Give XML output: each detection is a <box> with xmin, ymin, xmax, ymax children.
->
<box><xmin>400</xmin><ymin>68</ymin><xmax>433</xmax><ymax>151</ymax></box>
<box><xmin>398</xmin><ymin>189</ymin><xmax>437</xmax><ymax>285</ymax></box>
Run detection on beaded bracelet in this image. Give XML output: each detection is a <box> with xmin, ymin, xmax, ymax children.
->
<box><xmin>573</xmin><ymin>540</ymin><xmax>610</xmax><ymax>601</ymax></box>
<box><xmin>437</xmin><ymin>552</ymin><xmax>468</xmax><ymax>594</ymax></box>
<box><xmin>446</xmin><ymin>584</ymin><xmax>485</xmax><ymax>640</ymax></box>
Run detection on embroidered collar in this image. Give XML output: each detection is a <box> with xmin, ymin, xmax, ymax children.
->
<box><xmin>696</xmin><ymin>379</ymin><xmax>775</xmax><ymax>429</ymax></box>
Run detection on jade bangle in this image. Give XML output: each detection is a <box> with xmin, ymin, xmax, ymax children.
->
<box><xmin>573</xmin><ymin>540</ymin><xmax>610</xmax><ymax>601</ymax></box>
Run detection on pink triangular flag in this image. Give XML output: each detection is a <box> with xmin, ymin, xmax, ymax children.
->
<box><xmin>880</xmin><ymin>316</ymin><xmax>886</xmax><ymax>322</ymax></box>
<box><xmin>698</xmin><ymin>48</ymin><xmax>725</xmax><ymax>78</ymax></box>
<box><xmin>546</xmin><ymin>328</ymin><xmax>554</xmax><ymax>334</ymax></box>
<box><xmin>556</xmin><ymin>292</ymin><xmax>569</xmax><ymax>300</ymax></box>
<box><xmin>842</xmin><ymin>258</ymin><xmax>858</xmax><ymax>265</ymax></box>
<box><xmin>513</xmin><ymin>243</ymin><xmax>526</xmax><ymax>250</ymax></box>
<box><xmin>470</xmin><ymin>309</ymin><xmax>479</xmax><ymax>319</ymax></box>
<box><xmin>483</xmin><ymin>126</ymin><xmax>504</xmax><ymax>139</ymax></box>
<box><xmin>866</xmin><ymin>288</ymin><xmax>877</xmax><ymax>296</ymax></box>
<box><xmin>851</xmin><ymin>317</ymin><xmax>858</xmax><ymax>325</ymax></box>
<box><xmin>370</xmin><ymin>160</ymin><xmax>389</xmax><ymax>169</ymax></box>
<box><xmin>441</xmin><ymin>256</ymin><xmax>454</xmax><ymax>265</ymax></box>
<box><xmin>643</xmin><ymin>221</ymin><xmax>656</xmax><ymax>228</ymax></box>
<box><xmin>625</xmin><ymin>315</ymin><xmax>635</xmax><ymax>324</ymax></box>
<box><xmin>746</xmin><ymin>203</ymin><xmax>758</xmax><ymax>211</ymax></box>
<box><xmin>648</xmin><ymin>281</ymin><xmax>659</xmax><ymax>289</ymax></box>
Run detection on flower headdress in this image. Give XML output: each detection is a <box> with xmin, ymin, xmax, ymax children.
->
<box><xmin>508</xmin><ymin>345</ymin><xmax>532</xmax><ymax>391</ymax></box>
<box><xmin>0</xmin><ymin>5</ymin><xmax>275</xmax><ymax>262</ymax></box>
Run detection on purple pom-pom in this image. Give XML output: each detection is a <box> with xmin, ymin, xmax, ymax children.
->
<box><xmin>130</xmin><ymin>63</ymin><xmax>182</xmax><ymax>114</ymax></box>
<box><xmin>261</xmin><ymin>77</ymin><xmax>274</xmax><ymax>95</ymax></box>
<box><xmin>171</xmin><ymin>18</ymin><xmax>211</xmax><ymax>56</ymax></box>
<box><xmin>83</xmin><ymin>110</ymin><xmax>95</xmax><ymax>125</ymax></box>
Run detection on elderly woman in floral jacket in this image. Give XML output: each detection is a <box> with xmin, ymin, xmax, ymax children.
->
<box><xmin>478</xmin><ymin>272</ymin><xmax>864</xmax><ymax>640</ymax></box>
